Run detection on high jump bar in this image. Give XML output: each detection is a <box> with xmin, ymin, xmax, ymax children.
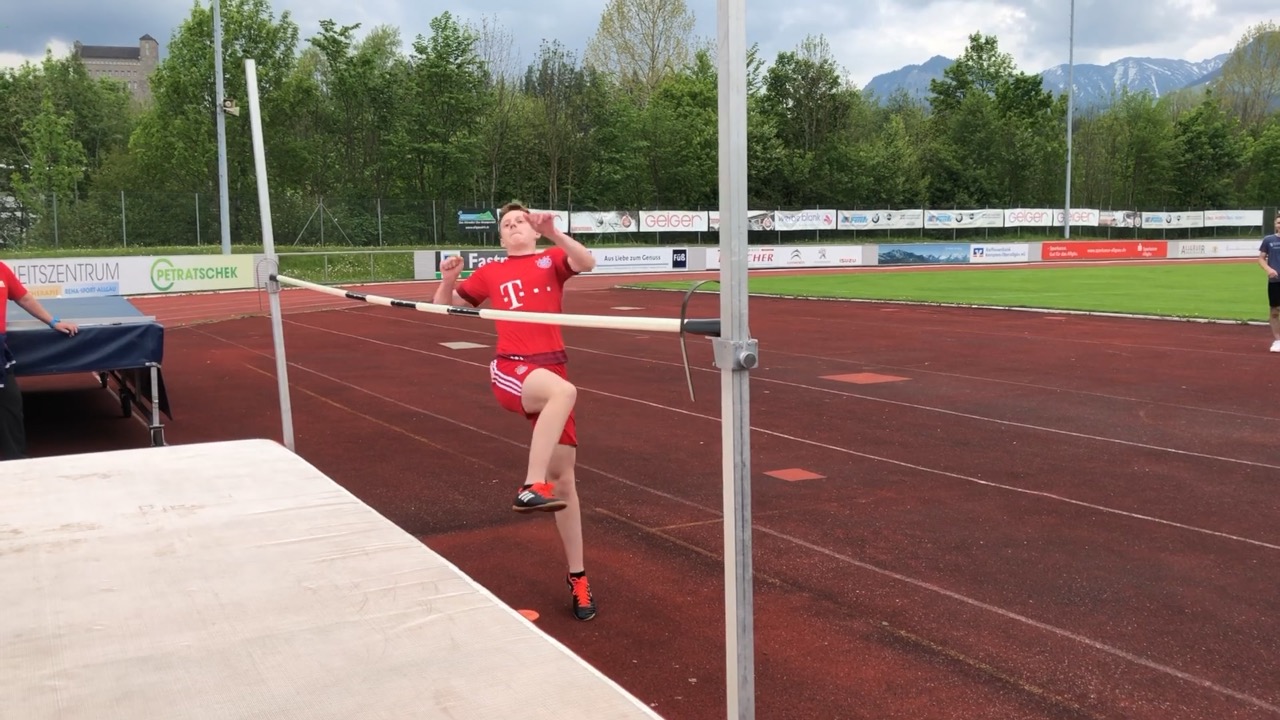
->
<box><xmin>267</xmin><ymin>273</ymin><xmax>722</xmax><ymax>337</ymax></box>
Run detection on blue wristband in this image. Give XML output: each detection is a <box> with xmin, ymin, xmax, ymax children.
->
<box><xmin>48</xmin><ymin>317</ymin><xmax>59</xmax><ymax>328</ymax></box>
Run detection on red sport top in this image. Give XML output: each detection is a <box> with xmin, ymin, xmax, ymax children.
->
<box><xmin>1</xmin><ymin>261</ymin><xmax>30</xmax><ymax>334</ymax></box>
<box><xmin>455</xmin><ymin>246</ymin><xmax>579</xmax><ymax>364</ymax></box>
<box><xmin>2</xmin><ymin>260</ymin><xmax>30</xmax><ymax>368</ymax></box>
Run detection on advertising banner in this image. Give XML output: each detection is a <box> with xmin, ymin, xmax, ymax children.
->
<box><xmin>1141</xmin><ymin>211</ymin><xmax>1204</xmax><ymax>229</ymax></box>
<box><xmin>1203</xmin><ymin>209</ymin><xmax>1264</xmax><ymax>227</ymax></box>
<box><xmin>924</xmin><ymin>209</ymin><xmax>1004</xmax><ymax>229</ymax></box>
<box><xmin>587</xmin><ymin>247</ymin><xmax>688</xmax><ymax>274</ymax></box>
<box><xmin>569</xmin><ymin>211</ymin><xmax>638</xmax><ymax>234</ymax></box>
<box><xmin>433</xmin><ymin>248</ymin><xmax>506</xmax><ymax>278</ymax></box>
<box><xmin>1175</xmin><ymin>240</ymin><xmax>1259</xmax><ymax>258</ymax></box>
<box><xmin>969</xmin><ymin>243</ymin><xmax>1030</xmax><ymax>263</ymax></box>
<box><xmin>1055</xmin><ymin>208</ymin><xmax>1102</xmax><ymax>226</ymax></box>
<box><xmin>878</xmin><ymin>243</ymin><xmax>970</xmax><ymax>265</ymax></box>
<box><xmin>457</xmin><ymin>208</ymin><xmax>498</xmax><ymax>231</ymax></box>
<box><xmin>1098</xmin><ymin>211</ymin><xmax>1141</xmax><ymax>228</ymax></box>
<box><xmin>1003</xmin><ymin>208</ymin><xmax>1054</xmax><ymax>227</ymax></box>
<box><xmin>640</xmin><ymin>211</ymin><xmax>708</xmax><ymax>233</ymax></box>
<box><xmin>706</xmin><ymin>246</ymin><xmax>788</xmax><ymax>270</ymax></box>
<box><xmin>772</xmin><ymin>209</ymin><xmax>837</xmax><ymax>231</ymax></box>
<box><xmin>8</xmin><ymin>254</ymin><xmax>257</xmax><ymax>297</ymax></box>
<box><xmin>1041</xmin><ymin>241</ymin><xmax>1168</xmax><ymax>261</ymax></box>
<box><xmin>837</xmin><ymin>209</ymin><xmax>924</xmax><ymax>230</ymax></box>
<box><xmin>707</xmin><ymin>210</ymin><xmax>775</xmax><ymax>231</ymax></box>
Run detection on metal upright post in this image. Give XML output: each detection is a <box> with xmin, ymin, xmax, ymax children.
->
<box><xmin>1064</xmin><ymin>0</ymin><xmax>1075</xmax><ymax>239</ymax></box>
<box><xmin>715</xmin><ymin>0</ymin><xmax>757</xmax><ymax>717</ymax></box>
<box><xmin>214</xmin><ymin>0</ymin><xmax>232</xmax><ymax>254</ymax></box>
<box><xmin>246</xmin><ymin>58</ymin><xmax>296</xmax><ymax>452</ymax></box>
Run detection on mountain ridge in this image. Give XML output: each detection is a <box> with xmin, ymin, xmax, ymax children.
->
<box><xmin>862</xmin><ymin>50</ymin><xmax>1231</xmax><ymax>108</ymax></box>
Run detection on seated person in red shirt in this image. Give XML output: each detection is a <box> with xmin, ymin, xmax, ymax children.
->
<box><xmin>433</xmin><ymin>202</ymin><xmax>599</xmax><ymax>621</ymax></box>
<box><xmin>1</xmin><ymin>260</ymin><xmax>79</xmax><ymax>460</ymax></box>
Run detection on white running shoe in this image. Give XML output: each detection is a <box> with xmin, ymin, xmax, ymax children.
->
<box><xmin>1271</xmin><ymin>340</ymin><xmax>1280</xmax><ymax>353</ymax></box>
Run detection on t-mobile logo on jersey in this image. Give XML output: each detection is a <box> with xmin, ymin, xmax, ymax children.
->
<box><xmin>499</xmin><ymin>279</ymin><xmax>525</xmax><ymax>308</ymax></box>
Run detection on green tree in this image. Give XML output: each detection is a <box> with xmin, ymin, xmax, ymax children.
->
<box><xmin>1244</xmin><ymin>117</ymin><xmax>1280</xmax><ymax>203</ymax></box>
<box><xmin>758</xmin><ymin>35</ymin><xmax>855</xmax><ymax>204</ymax></box>
<box><xmin>1214</xmin><ymin>22</ymin><xmax>1280</xmax><ymax>132</ymax></box>
<box><xmin>584</xmin><ymin>0</ymin><xmax>696</xmax><ymax>101</ymax></box>
<box><xmin>395</xmin><ymin>12</ymin><xmax>487</xmax><ymax>202</ymax></box>
<box><xmin>926</xmin><ymin>32</ymin><xmax>1061</xmax><ymax>207</ymax></box>
<box><xmin>9</xmin><ymin>86</ymin><xmax>89</xmax><ymax>223</ymax></box>
<box><xmin>1171</xmin><ymin>91</ymin><xmax>1246</xmax><ymax>207</ymax></box>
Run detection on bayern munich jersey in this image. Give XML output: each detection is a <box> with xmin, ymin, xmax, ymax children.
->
<box><xmin>455</xmin><ymin>246</ymin><xmax>580</xmax><ymax>359</ymax></box>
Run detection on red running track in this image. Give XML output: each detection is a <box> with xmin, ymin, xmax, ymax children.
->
<box><xmin>17</xmin><ymin>271</ymin><xmax>1280</xmax><ymax>720</ymax></box>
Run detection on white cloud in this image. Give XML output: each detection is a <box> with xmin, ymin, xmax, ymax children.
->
<box><xmin>0</xmin><ymin>39</ymin><xmax>72</xmax><ymax>71</ymax></box>
<box><xmin>0</xmin><ymin>0</ymin><xmax>1273</xmax><ymax>87</ymax></box>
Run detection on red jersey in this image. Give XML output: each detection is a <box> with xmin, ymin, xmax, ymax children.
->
<box><xmin>1</xmin><ymin>261</ymin><xmax>30</xmax><ymax>334</ymax></box>
<box><xmin>456</xmin><ymin>246</ymin><xmax>579</xmax><ymax>363</ymax></box>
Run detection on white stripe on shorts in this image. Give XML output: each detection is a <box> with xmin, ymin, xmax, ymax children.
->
<box><xmin>489</xmin><ymin>360</ymin><xmax>524</xmax><ymax>398</ymax></box>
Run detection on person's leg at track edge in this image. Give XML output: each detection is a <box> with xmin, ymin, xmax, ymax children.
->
<box><xmin>517</xmin><ymin>366</ymin><xmax>597</xmax><ymax>620</ymax></box>
<box><xmin>0</xmin><ymin>365</ymin><xmax>27</xmax><ymax>460</ymax></box>
<box><xmin>1269</xmin><ymin>283</ymin><xmax>1280</xmax><ymax>352</ymax></box>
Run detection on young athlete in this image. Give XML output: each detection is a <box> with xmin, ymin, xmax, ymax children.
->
<box><xmin>1</xmin><ymin>258</ymin><xmax>79</xmax><ymax>460</ymax></box>
<box><xmin>1259</xmin><ymin>216</ymin><xmax>1280</xmax><ymax>352</ymax></box>
<box><xmin>433</xmin><ymin>202</ymin><xmax>598</xmax><ymax>620</ymax></box>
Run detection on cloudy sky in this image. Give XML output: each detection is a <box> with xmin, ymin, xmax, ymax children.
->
<box><xmin>1</xmin><ymin>0</ymin><xmax>1273</xmax><ymax>86</ymax></box>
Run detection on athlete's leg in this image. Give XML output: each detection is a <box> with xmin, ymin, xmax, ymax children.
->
<box><xmin>547</xmin><ymin>442</ymin><xmax>583</xmax><ymax>571</ymax></box>
<box><xmin>547</xmin><ymin>440</ymin><xmax>595</xmax><ymax>619</ymax></box>
<box><xmin>519</xmin><ymin>367</ymin><xmax>577</xmax><ymax>486</ymax></box>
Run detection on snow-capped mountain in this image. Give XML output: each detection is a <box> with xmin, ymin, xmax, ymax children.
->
<box><xmin>862</xmin><ymin>52</ymin><xmax>1231</xmax><ymax>108</ymax></box>
<box><xmin>1039</xmin><ymin>54</ymin><xmax>1228</xmax><ymax>103</ymax></box>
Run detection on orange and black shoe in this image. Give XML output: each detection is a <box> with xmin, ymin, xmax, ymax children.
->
<box><xmin>513</xmin><ymin>482</ymin><xmax>567</xmax><ymax>513</ymax></box>
<box><xmin>568</xmin><ymin>573</ymin><xmax>597</xmax><ymax>621</ymax></box>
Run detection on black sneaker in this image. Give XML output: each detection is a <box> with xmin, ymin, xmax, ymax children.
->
<box><xmin>512</xmin><ymin>482</ymin><xmax>567</xmax><ymax>513</ymax></box>
<box><xmin>568</xmin><ymin>573</ymin><xmax>596</xmax><ymax>621</ymax></box>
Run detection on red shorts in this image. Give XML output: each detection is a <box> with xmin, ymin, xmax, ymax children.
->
<box><xmin>489</xmin><ymin>358</ymin><xmax>577</xmax><ymax>446</ymax></box>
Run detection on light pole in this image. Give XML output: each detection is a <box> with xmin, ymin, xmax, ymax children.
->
<box><xmin>214</xmin><ymin>0</ymin><xmax>231</xmax><ymax>254</ymax></box>
<box><xmin>1064</xmin><ymin>0</ymin><xmax>1075</xmax><ymax>238</ymax></box>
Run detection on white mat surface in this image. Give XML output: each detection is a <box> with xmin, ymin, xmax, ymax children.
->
<box><xmin>0</xmin><ymin>439</ymin><xmax>661</xmax><ymax>719</ymax></box>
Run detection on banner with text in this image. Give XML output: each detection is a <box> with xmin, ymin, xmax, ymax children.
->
<box><xmin>837</xmin><ymin>209</ymin><xmax>925</xmax><ymax>230</ymax></box>
<box><xmin>969</xmin><ymin>243</ymin><xmax>1031</xmax><ymax>263</ymax></box>
<box><xmin>1041</xmin><ymin>241</ymin><xmax>1168</xmax><ymax>261</ymax></box>
<box><xmin>1056</xmin><ymin>208</ymin><xmax>1102</xmax><ymax>226</ymax></box>
<box><xmin>457</xmin><ymin>209</ymin><xmax>498</xmax><ymax>231</ymax></box>
<box><xmin>773</xmin><ymin>209</ymin><xmax>838</xmax><ymax>231</ymax></box>
<box><xmin>1203</xmin><ymin>209</ymin><xmax>1265</xmax><ymax>227</ymax></box>
<box><xmin>925</xmin><ymin>209</ymin><xmax>1004</xmax><ymax>229</ymax></box>
<box><xmin>8</xmin><ymin>254</ymin><xmax>257</xmax><ymax>298</ymax></box>
<box><xmin>588</xmin><ymin>247</ymin><xmax>688</xmax><ymax>274</ymax></box>
<box><xmin>1175</xmin><ymin>240</ymin><xmax>1259</xmax><ymax>258</ymax></box>
<box><xmin>705</xmin><ymin>244</ymin><xmax>865</xmax><ymax>270</ymax></box>
<box><xmin>1141</xmin><ymin>211</ymin><xmax>1204</xmax><ymax>229</ymax></box>
<box><xmin>1003</xmin><ymin>209</ymin><xmax>1055</xmax><ymax>227</ymax></box>
<box><xmin>639</xmin><ymin>211</ymin><xmax>709</xmax><ymax>233</ymax></box>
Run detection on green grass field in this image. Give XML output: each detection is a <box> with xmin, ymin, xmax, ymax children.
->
<box><xmin>632</xmin><ymin>262</ymin><xmax>1272</xmax><ymax>322</ymax></box>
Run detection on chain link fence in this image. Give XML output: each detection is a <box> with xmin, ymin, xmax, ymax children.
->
<box><xmin>1</xmin><ymin>191</ymin><xmax>1275</xmax><ymax>251</ymax></box>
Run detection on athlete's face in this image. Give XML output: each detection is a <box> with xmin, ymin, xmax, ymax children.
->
<box><xmin>500</xmin><ymin>210</ymin><xmax>539</xmax><ymax>254</ymax></box>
